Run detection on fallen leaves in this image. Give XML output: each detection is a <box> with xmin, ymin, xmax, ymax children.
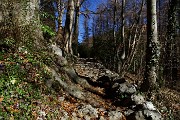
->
<box><xmin>0</xmin><ymin>97</ymin><xmax>4</xmax><ymax>102</ymax></box>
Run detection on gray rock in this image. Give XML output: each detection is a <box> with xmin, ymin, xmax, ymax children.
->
<box><xmin>51</xmin><ymin>44</ymin><xmax>62</xmax><ymax>57</ymax></box>
<box><xmin>126</xmin><ymin>110</ymin><xmax>145</xmax><ymax>120</ymax></box>
<box><xmin>135</xmin><ymin>111</ymin><xmax>146</xmax><ymax>120</ymax></box>
<box><xmin>99</xmin><ymin>116</ymin><xmax>106</xmax><ymax>120</ymax></box>
<box><xmin>113</xmin><ymin>82</ymin><xmax>137</xmax><ymax>95</ymax></box>
<box><xmin>55</xmin><ymin>56</ymin><xmax>68</xmax><ymax>66</ymax></box>
<box><xmin>77</xmin><ymin>105</ymin><xmax>98</xmax><ymax>118</ymax></box>
<box><xmin>124</xmin><ymin>109</ymin><xmax>134</xmax><ymax>116</ymax></box>
<box><xmin>71</xmin><ymin>116</ymin><xmax>80</xmax><ymax>120</ymax></box>
<box><xmin>72</xmin><ymin>112</ymin><xmax>77</xmax><ymax>117</ymax></box>
<box><xmin>143</xmin><ymin>101</ymin><xmax>156</xmax><ymax>111</ymax></box>
<box><xmin>60</xmin><ymin>111</ymin><xmax>70</xmax><ymax>120</ymax></box>
<box><xmin>143</xmin><ymin>110</ymin><xmax>162</xmax><ymax>120</ymax></box>
<box><xmin>108</xmin><ymin>110</ymin><xmax>123</xmax><ymax>120</ymax></box>
<box><xmin>127</xmin><ymin>109</ymin><xmax>162</xmax><ymax>120</ymax></box>
<box><xmin>131</xmin><ymin>94</ymin><xmax>145</xmax><ymax>105</ymax></box>
<box><xmin>84</xmin><ymin>115</ymin><xmax>91</xmax><ymax>120</ymax></box>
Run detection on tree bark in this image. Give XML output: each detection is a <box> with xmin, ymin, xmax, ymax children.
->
<box><xmin>116</xmin><ymin>0</ymin><xmax>126</xmax><ymax>73</ymax></box>
<box><xmin>57</xmin><ymin>0</ymin><xmax>65</xmax><ymax>30</ymax></box>
<box><xmin>113</xmin><ymin>0</ymin><xmax>117</xmax><ymax>71</ymax></box>
<box><xmin>0</xmin><ymin>0</ymin><xmax>44</xmax><ymax>49</ymax></box>
<box><xmin>141</xmin><ymin>0</ymin><xmax>160</xmax><ymax>92</ymax></box>
<box><xmin>64</xmin><ymin>0</ymin><xmax>75</xmax><ymax>54</ymax></box>
<box><xmin>73</xmin><ymin>0</ymin><xmax>80</xmax><ymax>55</ymax></box>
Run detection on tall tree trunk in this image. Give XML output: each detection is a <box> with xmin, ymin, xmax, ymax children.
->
<box><xmin>113</xmin><ymin>0</ymin><xmax>117</xmax><ymax>47</ymax></box>
<box><xmin>0</xmin><ymin>0</ymin><xmax>44</xmax><ymax>50</ymax></box>
<box><xmin>178</xmin><ymin>1</ymin><xmax>180</xmax><ymax>35</ymax></box>
<box><xmin>116</xmin><ymin>0</ymin><xmax>126</xmax><ymax>73</ymax></box>
<box><xmin>113</xmin><ymin>0</ymin><xmax>117</xmax><ymax>71</ymax></box>
<box><xmin>64</xmin><ymin>0</ymin><xmax>75</xmax><ymax>54</ymax></box>
<box><xmin>57</xmin><ymin>0</ymin><xmax>65</xmax><ymax>31</ymax></box>
<box><xmin>120</xmin><ymin>0</ymin><xmax>126</xmax><ymax>61</ymax></box>
<box><xmin>55</xmin><ymin>0</ymin><xmax>65</xmax><ymax>48</ymax></box>
<box><xmin>141</xmin><ymin>0</ymin><xmax>160</xmax><ymax>92</ymax></box>
<box><xmin>73</xmin><ymin>0</ymin><xmax>80</xmax><ymax>55</ymax></box>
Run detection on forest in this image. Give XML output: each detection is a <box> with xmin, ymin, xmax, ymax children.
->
<box><xmin>0</xmin><ymin>0</ymin><xmax>179</xmax><ymax>119</ymax></box>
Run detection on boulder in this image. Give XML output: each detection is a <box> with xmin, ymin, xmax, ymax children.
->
<box><xmin>108</xmin><ymin>110</ymin><xmax>124</xmax><ymax>120</ymax></box>
<box><xmin>131</xmin><ymin>94</ymin><xmax>145</xmax><ymax>105</ymax></box>
<box><xmin>51</xmin><ymin>44</ymin><xmax>62</xmax><ymax>57</ymax></box>
<box><xmin>112</xmin><ymin>82</ymin><xmax>137</xmax><ymax>96</ymax></box>
<box><xmin>77</xmin><ymin>104</ymin><xmax>99</xmax><ymax>118</ymax></box>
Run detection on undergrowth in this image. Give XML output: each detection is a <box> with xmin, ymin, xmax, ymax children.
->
<box><xmin>0</xmin><ymin>47</ymin><xmax>64</xmax><ymax>119</ymax></box>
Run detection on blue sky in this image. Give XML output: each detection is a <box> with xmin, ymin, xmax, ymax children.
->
<box><xmin>78</xmin><ymin>0</ymin><xmax>106</xmax><ymax>42</ymax></box>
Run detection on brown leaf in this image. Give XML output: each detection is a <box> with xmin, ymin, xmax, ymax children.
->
<box><xmin>0</xmin><ymin>97</ymin><xmax>4</xmax><ymax>102</ymax></box>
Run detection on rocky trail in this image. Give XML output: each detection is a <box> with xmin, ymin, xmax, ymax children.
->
<box><xmin>8</xmin><ymin>44</ymin><xmax>163</xmax><ymax>120</ymax></box>
<box><xmin>49</xmin><ymin>56</ymin><xmax>162</xmax><ymax>120</ymax></box>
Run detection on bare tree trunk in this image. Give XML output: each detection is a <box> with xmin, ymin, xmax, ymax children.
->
<box><xmin>120</xmin><ymin>0</ymin><xmax>126</xmax><ymax>61</ymax></box>
<box><xmin>64</xmin><ymin>0</ymin><xmax>75</xmax><ymax>54</ymax></box>
<box><xmin>141</xmin><ymin>0</ymin><xmax>160</xmax><ymax>92</ymax></box>
<box><xmin>73</xmin><ymin>0</ymin><xmax>80</xmax><ymax>55</ymax></box>
<box><xmin>54</xmin><ymin>0</ymin><xmax>65</xmax><ymax>48</ymax></box>
<box><xmin>116</xmin><ymin>0</ymin><xmax>126</xmax><ymax>73</ymax></box>
<box><xmin>113</xmin><ymin>0</ymin><xmax>117</xmax><ymax>71</ymax></box>
<box><xmin>57</xmin><ymin>0</ymin><xmax>65</xmax><ymax>31</ymax></box>
<box><xmin>0</xmin><ymin>0</ymin><xmax>44</xmax><ymax>50</ymax></box>
<box><xmin>178</xmin><ymin>1</ymin><xmax>180</xmax><ymax>35</ymax></box>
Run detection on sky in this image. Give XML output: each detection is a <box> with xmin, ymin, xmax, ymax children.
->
<box><xmin>78</xmin><ymin>0</ymin><xmax>106</xmax><ymax>42</ymax></box>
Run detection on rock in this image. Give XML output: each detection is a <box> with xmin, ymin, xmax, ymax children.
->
<box><xmin>126</xmin><ymin>110</ymin><xmax>145</xmax><ymax>120</ymax></box>
<box><xmin>131</xmin><ymin>94</ymin><xmax>145</xmax><ymax>105</ymax></box>
<box><xmin>51</xmin><ymin>44</ymin><xmax>62</xmax><ymax>57</ymax></box>
<box><xmin>108</xmin><ymin>110</ymin><xmax>124</xmax><ymax>120</ymax></box>
<box><xmin>135</xmin><ymin>111</ymin><xmax>146</xmax><ymax>120</ymax></box>
<box><xmin>126</xmin><ymin>84</ymin><xmax>137</xmax><ymax>94</ymax></box>
<box><xmin>142</xmin><ymin>101</ymin><xmax>156</xmax><ymax>111</ymax></box>
<box><xmin>72</xmin><ymin>112</ymin><xmax>77</xmax><ymax>117</ymax></box>
<box><xmin>124</xmin><ymin>109</ymin><xmax>134</xmax><ymax>116</ymax></box>
<box><xmin>99</xmin><ymin>116</ymin><xmax>106</xmax><ymax>120</ymax></box>
<box><xmin>143</xmin><ymin>110</ymin><xmax>162</xmax><ymax>120</ymax></box>
<box><xmin>112</xmin><ymin>82</ymin><xmax>137</xmax><ymax>95</ymax></box>
<box><xmin>113</xmin><ymin>93</ymin><xmax>145</xmax><ymax>107</ymax></box>
<box><xmin>55</xmin><ymin>56</ymin><xmax>68</xmax><ymax>67</ymax></box>
<box><xmin>74</xmin><ymin>58</ymin><xmax>120</xmax><ymax>83</ymax></box>
<box><xmin>84</xmin><ymin>115</ymin><xmax>91</xmax><ymax>120</ymax></box>
<box><xmin>77</xmin><ymin>105</ymin><xmax>98</xmax><ymax>118</ymax></box>
<box><xmin>71</xmin><ymin>116</ymin><xmax>79</xmax><ymax>120</ymax></box>
<box><xmin>74</xmin><ymin>58</ymin><xmax>163</xmax><ymax>120</ymax></box>
<box><xmin>126</xmin><ymin>109</ymin><xmax>162</xmax><ymax>120</ymax></box>
<box><xmin>37</xmin><ymin>110</ymin><xmax>46</xmax><ymax>120</ymax></box>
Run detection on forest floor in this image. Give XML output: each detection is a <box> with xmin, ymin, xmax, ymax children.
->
<box><xmin>0</xmin><ymin>49</ymin><xmax>179</xmax><ymax>120</ymax></box>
